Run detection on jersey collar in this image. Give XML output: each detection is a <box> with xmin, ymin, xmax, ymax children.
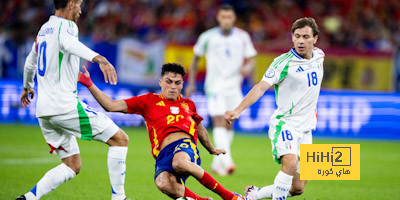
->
<box><xmin>218</xmin><ymin>27</ymin><xmax>234</xmax><ymax>37</ymax></box>
<box><xmin>159</xmin><ymin>93</ymin><xmax>182</xmax><ymax>101</ymax></box>
<box><xmin>291</xmin><ymin>47</ymin><xmax>315</xmax><ymax>60</ymax></box>
<box><xmin>51</xmin><ymin>15</ymin><xmax>65</xmax><ymax>20</ymax></box>
<box><xmin>290</xmin><ymin>48</ymin><xmax>303</xmax><ymax>59</ymax></box>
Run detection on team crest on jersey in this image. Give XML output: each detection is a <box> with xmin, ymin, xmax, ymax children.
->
<box><xmin>181</xmin><ymin>102</ymin><xmax>189</xmax><ymax>113</ymax></box>
<box><xmin>265</xmin><ymin>68</ymin><xmax>275</xmax><ymax>78</ymax></box>
<box><xmin>170</xmin><ymin>106</ymin><xmax>180</xmax><ymax>114</ymax></box>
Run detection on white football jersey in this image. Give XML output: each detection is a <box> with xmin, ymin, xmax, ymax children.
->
<box><xmin>262</xmin><ymin>47</ymin><xmax>325</xmax><ymax>132</ymax></box>
<box><xmin>23</xmin><ymin>16</ymin><xmax>98</xmax><ymax>117</ymax></box>
<box><xmin>194</xmin><ymin>27</ymin><xmax>257</xmax><ymax>95</ymax></box>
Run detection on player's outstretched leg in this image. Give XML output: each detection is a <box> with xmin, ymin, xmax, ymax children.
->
<box><xmin>173</xmin><ymin>151</ymin><xmax>244</xmax><ymax>200</ymax></box>
<box><xmin>211</xmin><ymin>117</ymin><xmax>235</xmax><ymax>176</ymax></box>
<box><xmin>245</xmin><ymin>161</ymin><xmax>307</xmax><ymax>200</ymax></box>
<box><xmin>184</xmin><ymin>187</ymin><xmax>213</xmax><ymax>200</ymax></box>
<box><xmin>16</xmin><ymin>154</ymin><xmax>80</xmax><ymax>200</ymax></box>
<box><xmin>245</xmin><ymin>175</ymin><xmax>306</xmax><ymax>200</ymax></box>
<box><xmin>106</xmin><ymin>129</ymin><xmax>129</xmax><ymax>200</ymax></box>
<box><xmin>244</xmin><ymin>155</ymin><xmax>300</xmax><ymax>200</ymax></box>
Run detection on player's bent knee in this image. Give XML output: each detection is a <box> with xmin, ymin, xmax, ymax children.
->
<box><xmin>68</xmin><ymin>162</ymin><xmax>81</xmax><ymax>174</ymax></box>
<box><xmin>117</xmin><ymin>129</ymin><xmax>129</xmax><ymax>145</ymax></box>
<box><xmin>62</xmin><ymin>154</ymin><xmax>82</xmax><ymax>174</ymax></box>
<box><xmin>120</xmin><ymin>130</ymin><xmax>129</xmax><ymax>146</ymax></box>
<box><xmin>109</xmin><ymin>129</ymin><xmax>129</xmax><ymax>146</ymax></box>
<box><xmin>155</xmin><ymin>180</ymin><xmax>175</xmax><ymax>196</ymax></box>
<box><xmin>73</xmin><ymin>165</ymin><xmax>81</xmax><ymax>175</ymax></box>
<box><xmin>155</xmin><ymin>180</ymin><xmax>166</xmax><ymax>191</ymax></box>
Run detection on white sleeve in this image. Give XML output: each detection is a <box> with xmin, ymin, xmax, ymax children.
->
<box><xmin>59</xmin><ymin>23</ymin><xmax>98</xmax><ymax>62</ymax></box>
<box><xmin>243</xmin><ymin>32</ymin><xmax>257</xmax><ymax>58</ymax></box>
<box><xmin>193</xmin><ymin>32</ymin><xmax>208</xmax><ymax>57</ymax></box>
<box><xmin>23</xmin><ymin>42</ymin><xmax>38</xmax><ymax>89</ymax></box>
<box><xmin>261</xmin><ymin>57</ymin><xmax>290</xmax><ymax>86</ymax></box>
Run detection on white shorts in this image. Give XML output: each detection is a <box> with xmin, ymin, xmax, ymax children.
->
<box><xmin>268</xmin><ymin>120</ymin><xmax>312</xmax><ymax>166</ymax></box>
<box><xmin>207</xmin><ymin>91</ymin><xmax>243</xmax><ymax>117</ymax></box>
<box><xmin>38</xmin><ymin>101</ymin><xmax>119</xmax><ymax>159</ymax></box>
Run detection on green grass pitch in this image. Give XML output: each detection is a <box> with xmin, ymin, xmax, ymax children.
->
<box><xmin>1</xmin><ymin>124</ymin><xmax>399</xmax><ymax>199</ymax></box>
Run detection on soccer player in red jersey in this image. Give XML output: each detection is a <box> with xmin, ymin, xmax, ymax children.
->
<box><xmin>78</xmin><ymin>63</ymin><xmax>246</xmax><ymax>200</ymax></box>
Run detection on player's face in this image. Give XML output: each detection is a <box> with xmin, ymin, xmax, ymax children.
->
<box><xmin>71</xmin><ymin>0</ymin><xmax>83</xmax><ymax>22</ymax></box>
<box><xmin>159</xmin><ymin>72</ymin><xmax>183</xmax><ymax>100</ymax></box>
<box><xmin>292</xmin><ymin>26</ymin><xmax>318</xmax><ymax>60</ymax></box>
<box><xmin>217</xmin><ymin>10</ymin><xmax>236</xmax><ymax>32</ymax></box>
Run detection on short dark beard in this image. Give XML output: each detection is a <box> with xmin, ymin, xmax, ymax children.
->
<box><xmin>221</xmin><ymin>28</ymin><xmax>232</xmax><ymax>36</ymax></box>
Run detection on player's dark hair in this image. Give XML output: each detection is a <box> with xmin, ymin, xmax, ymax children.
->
<box><xmin>54</xmin><ymin>0</ymin><xmax>75</xmax><ymax>10</ymax></box>
<box><xmin>291</xmin><ymin>17</ymin><xmax>319</xmax><ymax>37</ymax></box>
<box><xmin>219</xmin><ymin>4</ymin><xmax>235</xmax><ymax>12</ymax></box>
<box><xmin>161</xmin><ymin>63</ymin><xmax>186</xmax><ymax>77</ymax></box>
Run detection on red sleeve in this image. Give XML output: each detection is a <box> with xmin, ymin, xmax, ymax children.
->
<box><xmin>188</xmin><ymin>100</ymin><xmax>203</xmax><ymax>124</ymax></box>
<box><xmin>124</xmin><ymin>93</ymin><xmax>151</xmax><ymax>115</ymax></box>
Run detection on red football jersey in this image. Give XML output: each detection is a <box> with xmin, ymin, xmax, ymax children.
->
<box><xmin>124</xmin><ymin>93</ymin><xmax>203</xmax><ymax>159</ymax></box>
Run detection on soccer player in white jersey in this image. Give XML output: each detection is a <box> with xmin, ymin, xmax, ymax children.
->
<box><xmin>185</xmin><ymin>4</ymin><xmax>257</xmax><ymax>176</ymax></box>
<box><xmin>17</xmin><ymin>0</ymin><xmax>129</xmax><ymax>200</ymax></box>
<box><xmin>225</xmin><ymin>17</ymin><xmax>324</xmax><ymax>200</ymax></box>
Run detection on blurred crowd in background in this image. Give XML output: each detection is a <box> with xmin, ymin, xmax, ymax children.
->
<box><xmin>1</xmin><ymin>0</ymin><xmax>400</xmax><ymax>86</ymax></box>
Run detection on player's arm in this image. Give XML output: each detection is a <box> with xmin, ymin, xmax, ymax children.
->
<box><xmin>59</xmin><ymin>25</ymin><xmax>117</xmax><ymax>85</ymax></box>
<box><xmin>197</xmin><ymin>123</ymin><xmax>226</xmax><ymax>155</ymax></box>
<box><xmin>240</xmin><ymin>31</ymin><xmax>257</xmax><ymax>76</ymax></box>
<box><xmin>225</xmin><ymin>80</ymin><xmax>271</xmax><ymax>124</ymax></box>
<box><xmin>21</xmin><ymin>42</ymin><xmax>38</xmax><ymax>108</ymax></box>
<box><xmin>79</xmin><ymin>66</ymin><xmax>128</xmax><ymax>113</ymax></box>
<box><xmin>185</xmin><ymin>32</ymin><xmax>208</xmax><ymax>97</ymax></box>
<box><xmin>64</xmin><ymin>40</ymin><xmax>117</xmax><ymax>85</ymax></box>
<box><xmin>184</xmin><ymin>55</ymin><xmax>200</xmax><ymax>97</ymax></box>
<box><xmin>240</xmin><ymin>56</ymin><xmax>256</xmax><ymax>77</ymax></box>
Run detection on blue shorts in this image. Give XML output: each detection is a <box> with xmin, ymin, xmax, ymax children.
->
<box><xmin>154</xmin><ymin>138</ymin><xmax>201</xmax><ymax>184</ymax></box>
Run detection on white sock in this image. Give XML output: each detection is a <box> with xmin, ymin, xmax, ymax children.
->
<box><xmin>256</xmin><ymin>185</ymin><xmax>292</xmax><ymax>199</ymax></box>
<box><xmin>108</xmin><ymin>146</ymin><xmax>128</xmax><ymax>200</ymax></box>
<box><xmin>25</xmin><ymin>163</ymin><xmax>76</xmax><ymax>200</ymax></box>
<box><xmin>227</xmin><ymin>129</ymin><xmax>234</xmax><ymax>146</ymax></box>
<box><xmin>256</xmin><ymin>185</ymin><xmax>273</xmax><ymax>199</ymax></box>
<box><xmin>272</xmin><ymin>171</ymin><xmax>293</xmax><ymax>200</ymax></box>
<box><xmin>212</xmin><ymin>127</ymin><xmax>233</xmax><ymax>168</ymax></box>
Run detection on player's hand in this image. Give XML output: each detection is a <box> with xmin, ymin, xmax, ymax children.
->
<box><xmin>184</xmin><ymin>83</ymin><xmax>196</xmax><ymax>97</ymax></box>
<box><xmin>240</xmin><ymin>66</ymin><xmax>252</xmax><ymax>77</ymax></box>
<box><xmin>78</xmin><ymin>65</ymin><xmax>93</xmax><ymax>88</ymax></box>
<box><xmin>20</xmin><ymin>88</ymin><xmax>35</xmax><ymax>108</ymax></box>
<box><xmin>94</xmin><ymin>55</ymin><xmax>117</xmax><ymax>85</ymax></box>
<box><xmin>224</xmin><ymin>110</ymin><xmax>240</xmax><ymax>124</ymax></box>
<box><xmin>100</xmin><ymin>61</ymin><xmax>117</xmax><ymax>85</ymax></box>
<box><xmin>211</xmin><ymin>149</ymin><xmax>226</xmax><ymax>155</ymax></box>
